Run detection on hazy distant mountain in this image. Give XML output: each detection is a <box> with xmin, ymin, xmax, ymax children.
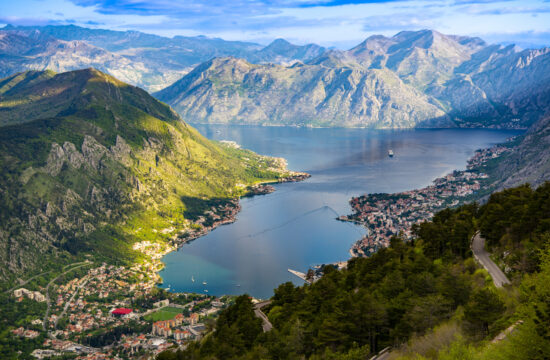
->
<box><xmin>0</xmin><ymin>25</ymin><xmax>329</xmax><ymax>92</ymax></box>
<box><xmin>248</xmin><ymin>38</ymin><xmax>326</xmax><ymax>64</ymax></box>
<box><xmin>158</xmin><ymin>29</ymin><xmax>550</xmax><ymax>129</ymax></box>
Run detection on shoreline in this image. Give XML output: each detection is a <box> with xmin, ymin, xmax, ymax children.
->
<box><xmin>342</xmin><ymin>140</ymin><xmax>513</xmax><ymax>257</ymax></box>
<box><xmin>190</xmin><ymin>122</ymin><xmax>528</xmax><ymax>131</ymax></box>
<box><xmin>136</xmin><ymin>170</ymin><xmax>311</xmax><ymax>287</ymax></box>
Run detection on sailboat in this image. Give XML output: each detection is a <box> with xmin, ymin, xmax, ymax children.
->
<box><xmin>191</xmin><ymin>275</ymin><xmax>195</xmax><ymax>283</ymax></box>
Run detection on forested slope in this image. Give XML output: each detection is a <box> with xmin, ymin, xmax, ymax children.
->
<box><xmin>157</xmin><ymin>183</ymin><xmax>550</xmax><ymax>360</ymax></box>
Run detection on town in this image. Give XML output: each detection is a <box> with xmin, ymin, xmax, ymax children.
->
<box><xmin>341</xmin><ymin>144</ymin><xmax>511</xmax><ymax>256</ymax></box>
<box><xmin>13</xmin><ymin>259</ymin><xmax>232</xmax><ymax>359</ymax></box>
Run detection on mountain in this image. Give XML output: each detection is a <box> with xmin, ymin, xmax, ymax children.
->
<box><xmin>0</xmin><ymin>29</ymin><xmax>181</xmax><ymax>93</ymax></box>
<box><xmin>494</xmin><ymin>115</ymin><xmax>550</xmax><ymax>189</ymax></box>
<box><xmin>158</xmin><ymin>29</ymin><xmax>550</xmax><ymax>129</ymax></box>
<box><xmin>155</xmin><ymin>57</ymin><xmax>447</xmax><ymax>128</ymax></box>
<box><xmin>248</xmin><ymin>38</ymin><xmax>326</xmax><ymax>64</ymax></box>
<box><xmin>0</xmin><ymin>69</ymin><xmax>292</xmax><ymax>281</ymax></box>
<box><xmin>0</xmin><ymin>25</ymin><xmax>329</xmax><ymax>92</ymax></box>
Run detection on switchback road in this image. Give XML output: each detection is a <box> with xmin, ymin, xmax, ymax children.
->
<box><xmin>471</xmin><ymin>232</ymin><xmax>511</xmax><ymax>288</ymax></box>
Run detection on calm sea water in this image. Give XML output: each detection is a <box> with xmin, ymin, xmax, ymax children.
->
<box><xmin>160</xmin><ymin>126</ymin><xmax>520</xmax><ymax>299</ymax></box>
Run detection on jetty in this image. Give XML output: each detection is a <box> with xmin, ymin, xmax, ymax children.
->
<box><xmin>288</xmin><ymin>268</ymin><xmax>319</xmax><ymax>283</ymax></box>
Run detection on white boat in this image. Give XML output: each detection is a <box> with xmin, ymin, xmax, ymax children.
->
<box><xmin>202</xmin><ymin>281</ymin><xmax>207</xmax><ymax>285</ymax></box>
<box><xmin>388</xmin><ymin>149</ymin><xmax>394</xmax><ymax>157</ymax></box>
<box><xmin>204</xmin><ymin>289</ymin><xmax>208</xmax><ymax>293</ymax></box>
<box><xmin>191</xmin><ymin>276</ymin><xmax>195</xmax><ymax>282</ymax></box>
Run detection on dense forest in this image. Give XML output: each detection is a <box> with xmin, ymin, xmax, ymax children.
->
<box><xmin>157</xmin><ymin>183</ymin><xmax>550</xmax><ymax>360</ymax></box>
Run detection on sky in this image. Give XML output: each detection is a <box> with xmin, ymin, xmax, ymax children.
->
<box><xmin>1</xmin><ymin>0</ymin><xmax>550</xmax><ymax>48</ymax></box>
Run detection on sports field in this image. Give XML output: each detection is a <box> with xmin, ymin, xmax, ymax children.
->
<box><xmin>144</xmin><ymin>306</ymin><xmax>184</xmax><ymax>321</ymax></box>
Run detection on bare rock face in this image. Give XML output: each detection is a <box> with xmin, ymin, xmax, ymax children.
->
<box><xmin>44</xmin><ymin>143</ymin><xmax>66</xmax><ymax>176</ymax></box>
<box><xmin>43</xmin><ymin>141</ymin><xmax>86</xmax><ymax>176</ymax></box>
<box><xmin>82</xmin><ymin>135</ymin><xmax>108</xmax><ymax>170</ymax></box>
<box><xmin>63</xmin><ymin>142</ymin><xmax>85</xmax><ymax>169</ymax></box>
<box><xmin>110</xmin><ymin>135</ymin><xmax>132</xmax><ymax>165</ymax></box>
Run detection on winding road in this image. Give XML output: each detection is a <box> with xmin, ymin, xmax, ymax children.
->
<box><xmin>254</xmin><ymin>300</ymin><xmax>273</xmax><ymax>332</ymax></box>
<box><xmin>471</xmin><ymin>231</ymin><xmax>511</xmax><ymax>288</ymax></box>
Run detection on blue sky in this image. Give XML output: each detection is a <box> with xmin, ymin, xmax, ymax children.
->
<box><xmin>1</xmin><ymin>0</ymin><xmax>550</xmax><ymax>48</ymax></box>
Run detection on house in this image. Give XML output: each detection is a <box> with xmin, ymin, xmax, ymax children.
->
<box><xmin>111</xmin><ymin>308</ymin><xmax>133</xmax><ymax>318</ymax></box>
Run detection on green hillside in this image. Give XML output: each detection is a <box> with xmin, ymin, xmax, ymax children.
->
<box><xmin>158</xmin><ymin>183</ymin><xmax>550</xmax><ymax>360</ymax></box>
<box><xmin>0</xmin><ymin>68</ymin><xmax>292</xmax><ymax>283</ymax></box>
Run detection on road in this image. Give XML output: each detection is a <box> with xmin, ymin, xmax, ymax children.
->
<box><xmin>471</xmin><ymin>232</ymin><xmax>511</xmax><ymax>288</ymax></box>
<box><xmin>253</xmin><ymin>300</ymin><xmax>273</xmax><ymax>332</ymax></box>
<box><xmin>4</xmin><ymin>270</ymin><xmax>52</xmax><ymax>294</ymax></box>
<box><xmin>42</xmin><ymin>261</ymin><xmax>92</xmax><ymax>331</ymax></box>
<box><xmin>54</xmin><ymin>277</ymin><xmax>90</xmax><ymax>329</ymax></box>
<box><xmin>370</xmin><ymin>347</ymin><xmax>391</xmax><ymax>360</ymax></box>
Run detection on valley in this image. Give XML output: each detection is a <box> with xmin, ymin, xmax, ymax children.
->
<box><xmin>0</xmin><ymin>17</ymin><xmax>549</xmax><ymax>360</ymax></box>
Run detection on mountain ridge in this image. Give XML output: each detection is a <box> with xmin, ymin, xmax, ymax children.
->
<box><xmin>158</xmin><ymin>29</ymin><xmax>549</xmax><ymax>129</ymax></box>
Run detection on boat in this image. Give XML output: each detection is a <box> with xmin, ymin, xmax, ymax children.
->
<box><xmin>204</xmin><ymin>289</ymin><xmax>208</xmax><ymax>293</ymax></box>
<box><xmin>202</xmin><ymin>281</ymin><xmax>207</xmax><ymax>285</ymax></box>
<box><xmin>191</xmin><ymin>276</ymin><xmax>195</xmax><ymax>282</ymax></box>
<box><xmin>236</xmin><ymin>284</ymin><xmax>241</xmax><ymax>287</ymax></box>
<box><xmin>388</xmin><ymin>149</ymin><xmax>394</xmax><ymax>157</ymax></box>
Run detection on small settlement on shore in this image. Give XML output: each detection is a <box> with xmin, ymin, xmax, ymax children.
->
<box><xmin>341</xmin><ymin>144</ymin><xmax>510</xmax><ymax>256</ymax></box>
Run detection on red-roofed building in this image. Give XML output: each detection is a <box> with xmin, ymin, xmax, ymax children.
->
<box><xmin>111</xmin><ymin>308</ymin><xmax>133</xmax><ymax>318</ymax></box>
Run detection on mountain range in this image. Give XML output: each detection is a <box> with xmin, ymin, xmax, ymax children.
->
<box><xmin>0</xmin><ymin>25</ymin><xmax>325</xmax><ymax>92</ymax></box>
<box><xmin>158</xmin><ymin>30</ymin><xmax>550</xmax><ymax>129</ymax></box>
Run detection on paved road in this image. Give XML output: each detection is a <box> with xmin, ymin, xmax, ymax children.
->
<box><xmin>254</xmin><ymin>300</ymin><xmax>273</xmax><ymax>332</ymax></box>
<box><xmin>55</xmin><ymin>277</ymin><xmax>90</xmax><ymax>329</ymax></box>
<box><xmin>4</xmin><ymin>270</ymin><xmax>52</xmax><ymax>294</ymax></box>
<box><xmin>370</xmin><ymin>347</ymin><xmax>391</xmax><ymax>360</ymax></box>
<box><xmin>471</xmin><ymin>232</ymin><xmax>511</xmax><ymax>288</ymax></box>
<box><xmin>43</xmin><ymin>262</ymin><xmax>92</xmax><ymax>331</ymax></box>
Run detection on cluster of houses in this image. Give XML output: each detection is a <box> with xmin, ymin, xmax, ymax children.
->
<box><xmin>345</xmin><ymin>144</ymin><xmax>506</xmax><ymax>256</ymax></box>
<box><xmin>152</xmin><ymin>312</ymin><xmax>200</xmax><ymax>340</ymax></box>
<box><xmin>12</xmin><ymin>327</ymin><xmax>40</xmax><ymax>339</ymax></box>
<box><xmin>14</xmin><ymin>288</ymin><xmax>46</xmax><ymax>302</ymax></box>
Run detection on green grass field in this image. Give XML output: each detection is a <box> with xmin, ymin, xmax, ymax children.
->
<box><xmin>144</xmin><ymin>306</ymin><xmax>184</xmax><ymax>321</ymax></box>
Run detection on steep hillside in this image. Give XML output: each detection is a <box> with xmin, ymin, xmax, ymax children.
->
<box><xmin>156</xmin><ymin>57</ymin><xmax>447</xmax><ymax>128</ymax></box>
<box><xmin>158</xmin><ymin>183</ymin><xmax>550</xmax><ymax>360</ymax></box>
<box><xmin>493</xmin><ymin>115</ymin><xmax>550</xmax><ymax>189</ymax></box>
<box><xmin>0</xmin><ymin>69</ymin><xmax>293</xmax><ymax>282</ymax></box>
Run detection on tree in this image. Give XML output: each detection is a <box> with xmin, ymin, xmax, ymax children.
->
<box><xmin>463</xmin><ymin>288</ymin><xmax>505</xmax><ymax>337</ymax></box>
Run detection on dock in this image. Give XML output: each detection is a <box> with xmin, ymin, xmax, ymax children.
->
<box><xmin>288</xmin><ymin>269</ymin><xmax>308</xmax><ymax>282</ymax></box>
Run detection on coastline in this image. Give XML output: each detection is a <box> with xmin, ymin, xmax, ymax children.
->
<box><xmin>342</xmin><ymin>140</ymin><xmax>514</xmax><ymax>258</ymax></box>
<box><xmin>135</xmin><ymin>170</ymin><xmax>311</xmax><ymax>287</ymax></box>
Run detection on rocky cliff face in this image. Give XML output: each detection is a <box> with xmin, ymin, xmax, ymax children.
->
<box><xmin>158</xmin><ymin>30</ymin><xmax>550</xmax><ymax>129</ymax></box>
<box><xmin>0</xmin><ymin>69</ymin><xmax>286</xmax><ymax>281</ymax></box>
